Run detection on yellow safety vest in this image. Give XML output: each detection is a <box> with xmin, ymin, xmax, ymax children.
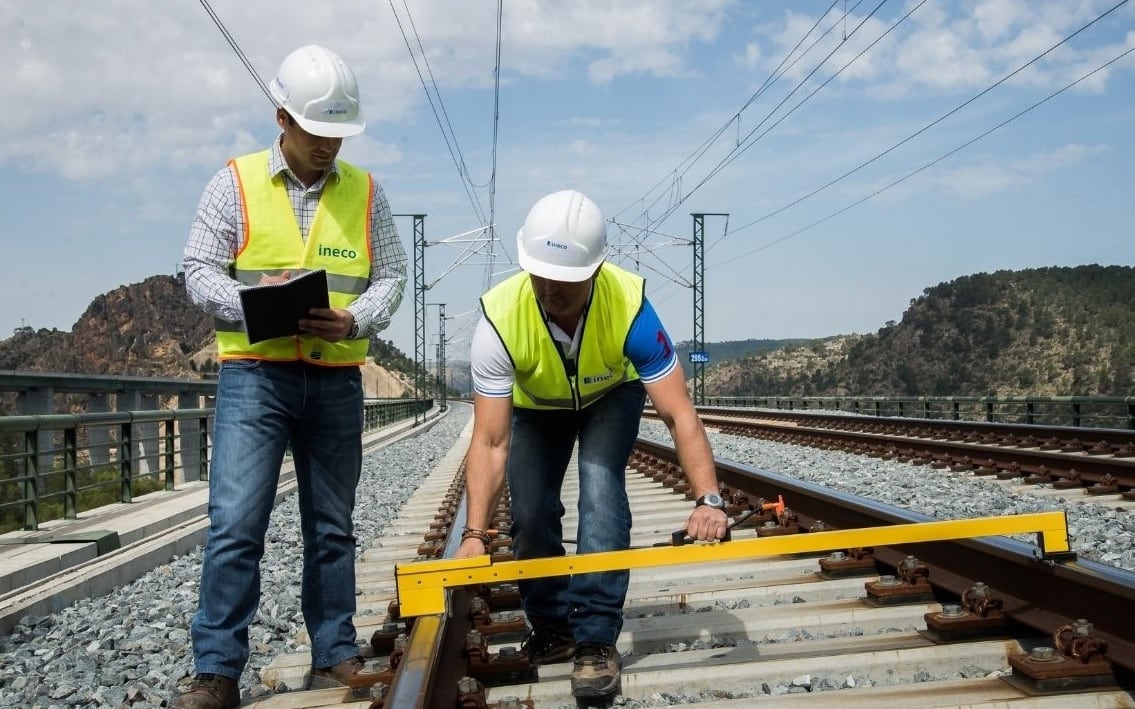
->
<box><xmin>215</xmin><ymin>150</ymin><xmax>372</xmax><ymax>365</ymax></box>
<box><xmin>480</xmin><ymin>263</ymin><xmax>643</xmax><ymax>410</ymax></box>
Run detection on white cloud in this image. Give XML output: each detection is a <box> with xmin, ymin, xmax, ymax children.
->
<box><xmin>1</xmin><ymin>0</ymin><xmax>736</xmax><ymax>181</ymax></box>
<box><xmin>737</xmin><ymin>42</ymin><xmax>762</xmax><ymax>69</ymax></box>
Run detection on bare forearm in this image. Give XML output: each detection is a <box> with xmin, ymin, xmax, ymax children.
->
<box><xmin>668</xmin><ymin>412</ymin><xmax>718</xmax><ymax>496</ymax></box>
<box><xmin>463</xmin><ymin>441</ymin><xmax>508</xmax><ymax>531</ymax></box>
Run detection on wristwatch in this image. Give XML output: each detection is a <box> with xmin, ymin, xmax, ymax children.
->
<box><xmin>347</xmin><ymin>318</ymin><xmax>361</xmax><ymax>339</ymax></box>
<box><xmin>695</xmin><ymin>492</ymin><xmax>726</xmax><ymax>511</ymax></box>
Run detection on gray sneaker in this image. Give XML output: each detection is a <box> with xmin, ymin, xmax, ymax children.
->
<box><xmin>570</xmin><ymin>642</ymin><xmax>620</xmax><ymax>698</ymax></box>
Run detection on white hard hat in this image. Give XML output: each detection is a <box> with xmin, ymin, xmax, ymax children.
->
<box><xmin>269</xmin><ymin>45</ymin><xmax>365</xmax><ymax>138</ymax></box>
<box><xmin>517</xmin><ymin>190</ymin><xmax>607</xmax><ymax>282</ymax></box>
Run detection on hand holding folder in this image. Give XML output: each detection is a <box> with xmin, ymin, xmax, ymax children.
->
<box><xmin>239</xmin><ymin>269</ymin><xmax>330</xmax><ymax>343</ymax></box>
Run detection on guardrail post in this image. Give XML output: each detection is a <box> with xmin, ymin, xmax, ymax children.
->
<box><xmin>23</xmin><ymin>430</ymin><xmax>38</xmax><ymax>530</ymax></box>
<box><xmin>163</xmin><ymin>419</ymin><xmax>176</xmax><ymax>491</ymax></box>
<box><xmin>119</xmin><ymin>420</ymin><xmax>133</xmax><ymax>503</ymax></box>
<box><xmin>197</xmin><ymin>412</ymin><xmax>210</xmax><ymax>481</ymax></box>
<box><xmin>64</xmin><ymin>427</ymin><xmax>77</xmax><ymax>519</ymax></box>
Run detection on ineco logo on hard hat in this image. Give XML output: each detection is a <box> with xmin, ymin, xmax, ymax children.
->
<box><xmin>545</xmin><ymin>240</ymin><xmax>569</xmax><ymax>251</ymax></box>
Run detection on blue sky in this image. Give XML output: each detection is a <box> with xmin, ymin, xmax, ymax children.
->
<box><xmin>2</xmin><ymin>0</ymin><xmax>1133</xmax><ymax>363</ymax></box>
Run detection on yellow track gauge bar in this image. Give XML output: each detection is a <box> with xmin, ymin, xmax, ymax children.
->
<box><xmin>395</xmin><ymin>510</ymin><xmax>1069</xmax><ymax>617</ymax></box>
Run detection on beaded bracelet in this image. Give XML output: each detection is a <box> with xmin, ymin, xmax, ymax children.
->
<box><xmin>461</xmin><ymin>528</ymin><xmax>492</xmax><ymax>546</ymax></box>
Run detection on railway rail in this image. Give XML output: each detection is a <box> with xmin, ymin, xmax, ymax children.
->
<box><xmin>250</xmin><ymin>426</ymin><xmax>1135</xmax><ymax>709</ymax></box>
<box><xmin>683</xmin><ymin>408</ymin><xmax>1135</xmax><ymax>498</ymax></box>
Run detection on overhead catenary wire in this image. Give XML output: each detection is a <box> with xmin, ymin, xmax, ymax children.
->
<box><xmin>711</xmin><ymin>41</ymin><xmax>1135</xmax><ymax>268</ymax></box>
<box><xmin>608</xmin><ymin>0</ymin><xmax>889</xmax><ymax>294</ymax></box>
<box><xmin>485</xmin><ymin>0</ymin><xmax>504</xmax><ymax>293</ymax></box>
<box><xmin>388</xmin><ymin>0</ymin><xmax>489</xmax><ymax>228</ymax></box>
<box><xmin>608</xmin><ymin>0</ymin><xmax>898</xmax><ymax>295</ymax></box>
<box><xmin>197</xmin><ymin>0</ymin><xmax>273</xmax><ymax>105</ymax></box>
<box><xmin>688</xmin><ymin>0</ymin><xmax>923</xmax><ymax>214</ymax></box>
<box><xmin>636</xmin><ymin>0</ymin><xmax>1131</xmax><ymax>315</ymax></box>
<box><xmin>626</xmin><ymin>0</ymin><xmax>899</xmax><ymax>247</ymax></box>
<box><xmin>611</xmin><ymin>0</ymin><xmax>845</xmax><ymax>225</ymax></box>
<box><xmin>711</xmin><ymin>0</ymin><xmax>1133</xmax><ymax>252</ymax></box>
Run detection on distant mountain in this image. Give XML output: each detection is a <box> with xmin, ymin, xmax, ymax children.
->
<box><xmin>5</xmin><ymin>265</ymin><xmax>1131</xmax><ymax>404</ymax></box>
<box><xmin>674</xmin><ymin>338</ymin><xmax>811</xmax><ymax>369</ymax></box>
<box><xmin>0</xmin><ymin>275</ymin><xmax>211</xmax><ymax>377</ymax></box>
<box><xmin>704</xmin><ymin>265</ymin><xmax>1135</xmax><ymax>397</ymax></box>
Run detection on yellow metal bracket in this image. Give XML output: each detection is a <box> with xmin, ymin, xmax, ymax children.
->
<box><xmin>395</xmin><ymin>510</ymin><xmax>1069</xmax><ymax>617</ymax></box>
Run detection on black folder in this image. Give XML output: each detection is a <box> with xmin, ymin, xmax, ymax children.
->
<box><xmin>239</xmin><ymin>269</ymin><xmax>330</xmax><ymax>343</ymax></box>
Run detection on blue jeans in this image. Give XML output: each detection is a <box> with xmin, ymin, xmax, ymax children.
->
<box><xmin>191</xmin><ymin>360</ymin><xmax>363</xmax><ymax>680</ymax></box>
<box><xmin>505</xmin><ymin>380</ymin><xmax>646</xmax><ymax>646</ymax></box>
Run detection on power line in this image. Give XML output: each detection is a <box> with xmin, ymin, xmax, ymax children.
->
<box><xmin>485</xmin><ymin>0</ymin><xmax>504</xmax><ymax>293</ymax></box>
<box><xmin>612</xmin><ymin>0</ymin><xmax>845</xmax><ymax>225</ymax></box>
<box><xmin>627</xmin><ymin>0</ymin><xmax>899</xmax><ymax>244</ymax></box>
<box><xmin>197</xmin><ymin>0</ymin><xmax>273</xmax><ymax>105</ymax></box>
<box><xmin>687</xmin><ymin>0</ymin><xmax>919</xmax><ymax>211</ymax></box>
<box><xmin>608</xmin><ymin>0</ymin><xmax>897</xmax><ymax>294</ymax></box>
<box><xmin>712</xmin><ymin>41</ymin><xmax>1135</xmax><ymax>268</ymax></box>
<box><xmin>714</xmin><ymin>0</ymin><xmax>1132</xmax><ymax>250</ymax></box>
<box><xmin>608</xmin><ymin>0</ymin><xmax>848</xmax><ymax>289</ymax></box>
<box><xmin>388</xmin><ymin>0</ymin><xmax>489</xmax><ymax>227</ymax></box>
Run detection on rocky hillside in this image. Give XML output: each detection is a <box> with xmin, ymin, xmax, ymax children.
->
<box><xmin>1</xmin><ymin>275</ymin><xmax>210</xmax><ymax>377</ymax></box>
<box><xmin>5</xmin><ymin>264</ymin><xmax>1131</xmax><ymax>403</ymax></box>
<box><xmin>0</xmin><ymin>274</ymin><xmax>414</xmax><ymax>398</ymax></box>
<box><xmin>704</xmin><ymin>265</ymin><xmax>1135</xmax><ymax>398</ymax></box>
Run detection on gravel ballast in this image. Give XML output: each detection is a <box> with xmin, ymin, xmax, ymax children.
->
<box><xmin>1</xmin><ymin>406</ymin><xmax>1131</xmax><ymax>707</ymax></box>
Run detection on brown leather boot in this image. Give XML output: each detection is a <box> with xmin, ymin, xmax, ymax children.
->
<box><xmin>308</xmin><ymin>656</ymin><xmax>385</xmax><ymax>689</ymax></box>
<box><xmin>170</xmin><ymin>674</ymin><xmax>240</xmax><ymax>709</ymax></box>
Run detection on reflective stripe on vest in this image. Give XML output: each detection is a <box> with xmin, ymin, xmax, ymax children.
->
<box><xmin>480</xmin><ymin>262</ymin><xmax>644</xmax><ymax>410</ymax></box>
<box><xmin>215</xmin><ymin>150</ymin><xmax>372</xmax><ymax>365</ymax></box>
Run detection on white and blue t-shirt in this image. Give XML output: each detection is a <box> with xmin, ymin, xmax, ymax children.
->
<box><xmin>471</xmin><ymin>296</ymin><xmax>677</xmax><ymax>398</ymax></box>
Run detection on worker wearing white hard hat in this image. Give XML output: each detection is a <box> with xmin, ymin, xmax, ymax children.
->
<box><xmin>457</xmin><ymin>189</ymin><xmax>726</xmax><ymax>700</ymax></box>
<box><xmin>269</xmin><ymin>44</ymin><xmax>365</xmax><ymax>139</ymax></box>
<box><xmin>177</xmin><ymin>45</ymin><xmax>407</xmax><ymax>709</ymax></box>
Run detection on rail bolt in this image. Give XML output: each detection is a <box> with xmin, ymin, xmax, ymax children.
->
<box><xmin>1030</xmin><ymin>646</ymin><xmax>1059</xmax><ymax>662</ymax></box>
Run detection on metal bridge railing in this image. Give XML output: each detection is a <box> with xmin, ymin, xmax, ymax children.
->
<box><xmin>0</xmin><ymin>399</ymin><xmax>431</xmax><ymax>534</ymax></box>
<box><xmin>703</xmin><ymin>395</ymin><xmax>1135</xmax><ymax>430</ymax></box>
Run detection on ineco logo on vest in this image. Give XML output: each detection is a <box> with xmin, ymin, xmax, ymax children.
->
<box><xmin>318</xmin><ymin>245</ymin><xmax>358</xmax><ymax>259</ymax></box>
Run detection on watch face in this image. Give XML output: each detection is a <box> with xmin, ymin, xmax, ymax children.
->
<box><xmin>702</xmin><ymin>492</ymin><xmax>724</xmax><ymax>508</ymax></box>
